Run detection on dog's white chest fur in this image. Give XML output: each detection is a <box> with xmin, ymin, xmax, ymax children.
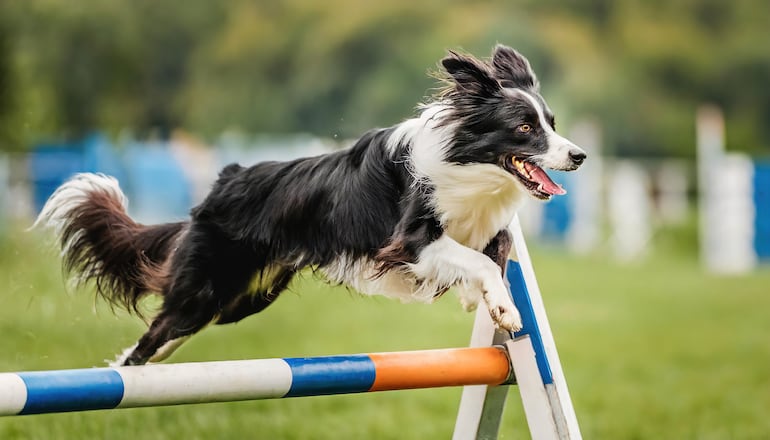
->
<box><xmin>393</xmin><ymin>107</ymin><xmax>526</xmax><ymax>251</ymax></box>
<box><xmin>430</xmin><ymin>163</ymin><xmax>525</xmax><ymax>250</ymax></box>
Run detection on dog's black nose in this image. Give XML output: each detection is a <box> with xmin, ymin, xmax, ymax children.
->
<box><xmin>569</xmin><ymin>150</ymin><xmax>587</xmax><ymax>165</ymax></box>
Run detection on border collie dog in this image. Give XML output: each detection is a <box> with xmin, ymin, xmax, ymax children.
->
<box><xmin>35</xmin><ymin>45</ymin><xmax>586</xmax><ymax>366</ymax></box>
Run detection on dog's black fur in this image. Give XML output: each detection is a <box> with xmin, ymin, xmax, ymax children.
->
<box><xmin>35</xmin><ymin>45</ymin><xmax>586</xmax><ymax>365</ymax></box>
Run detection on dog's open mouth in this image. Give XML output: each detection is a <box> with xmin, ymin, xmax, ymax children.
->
<box><xmin>503</xmin><ymin>155</ymin><xmax>566</xmax><ymax>199</ymax></box>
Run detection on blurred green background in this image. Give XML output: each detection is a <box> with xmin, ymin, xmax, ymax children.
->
<box><xmin>1</xmin><ymin>0</ymin><xmax>769</xmax><ymax>156</ymax></box>
<box><xmin>1</xmin><ymin>1</ymin><xmax>770</xmax><ymax>439</ymax></box>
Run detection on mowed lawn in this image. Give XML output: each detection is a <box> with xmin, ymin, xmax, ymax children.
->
<box><xmin>1</xmin><ymin>226</ymin><xmax>769</xmax><ymax>439</ymax></box>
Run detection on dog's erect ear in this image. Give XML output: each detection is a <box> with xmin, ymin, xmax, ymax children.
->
<box><xmin>441</xmin><ymin>50</ymin><xmax>500</xmax><ymax>97</ymax></box>
<box><xmin>491</xmin><ymin>44</ymin><xmax>539</xmax><ymax>90</ymax></box>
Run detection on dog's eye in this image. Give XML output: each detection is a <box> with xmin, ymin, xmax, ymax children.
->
<box><xmin>517</xmin><ymin>124</ymin><xmax>532</xmax><ymax>133</ymax></box>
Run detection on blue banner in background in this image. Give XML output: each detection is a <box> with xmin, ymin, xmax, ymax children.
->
<box><xmin>29</xmin><ymin>134</ymin><xmax>191</xmax><ymax>223</ymax></box>
<box><xmin>540</xmin><ymin>170</ymin><xmax>573</xmax><ymax>241</ymax></box>
<box><xmin>754</xmin><ymin>162</ymin><xmax>770</xmax><ymax>261</ymax></box>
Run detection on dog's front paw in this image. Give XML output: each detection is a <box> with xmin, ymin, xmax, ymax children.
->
<box><xmin>459</xmin><ymin>294</ymin><xmax>479</xmax><ymax>312</ymax></box>
<box><xmin>460</xmin><ymin>299</ymin><xmax>478</xmax><ymax>312</ymax></box>
<box><xmin>489</xmin><ymin>303</ymin><xmax>523</xmax><ymax>332</ymax></box>
<box><xmin>456</xmin><ymin>285</ymin><xmax>482</xmax><ymax>312</ymax></box>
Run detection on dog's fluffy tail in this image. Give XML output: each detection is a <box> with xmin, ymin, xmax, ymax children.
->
<box><xmin>33</xmin><ymin>173</ymin><xmax>186</xmax><ymax>314</ymax></box>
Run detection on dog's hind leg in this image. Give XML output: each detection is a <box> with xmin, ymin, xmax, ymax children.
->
<box><xmin>110</xmin><ymin>334</ymin><xmax>195</xmax><ymax>366</ymax></box>
<box><xmin>116</xmin><ymin>267</ymin><xmax>294</xmax><ymax>365</ymax></box>
<box><xmin>115</xmin><ymin>228</ymin><xmax>261</xmax><ymax>366</ymax></box>
<box><xmin>116</xmin><ymin>281</ymin><xmax>220</xmax><ymax>366</ymax></box>
<box><xmin>215</xmin><ymin>294</ymin><xmax>277</xmax><ymax>325</ymax></box>
<box><xmin>216</xmin><ymin>268</ymin><xmax>294</xmax><ymax>325</ymax></box>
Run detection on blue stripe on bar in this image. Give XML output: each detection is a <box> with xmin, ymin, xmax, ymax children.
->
<box><xmin>18</xmin><ymin>369</ymin><xmax>124</xmax><ymax>415</ymax></box>
<box><xmin>507</xmin><ymin>260</ymin><xmax>554</xmax><ymax>384</ymax></box>
<box><xmin>283</xmin><ymin>355</ymin><xmax>376</xmax><ymax>397</ymax></box>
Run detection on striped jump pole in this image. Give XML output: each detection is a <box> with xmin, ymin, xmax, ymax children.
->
<box><xmin>0</xmin><ymin>346</ymin><xmax>512</xmax><ymax>417</ymax></box>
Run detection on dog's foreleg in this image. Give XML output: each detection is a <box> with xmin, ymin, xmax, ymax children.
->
<box><xmin>458</xmin><ymin>228</ymin><xmax>514</xmax><ymax>312</ymax></box>
<box><xmin>411</xmin><ymin>235</ymin><xmax>522</xmax><ymax>332</ymax></box>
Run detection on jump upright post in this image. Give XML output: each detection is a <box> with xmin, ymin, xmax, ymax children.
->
<box><xmin>0</xmin><ymin>215</ymin><xmax>581</xmax><ymax>439</ymax></box>
<box><xmin>454</xmin><ymin>215</ymin><xmax>582</xmax><ymax>439</ymax></box>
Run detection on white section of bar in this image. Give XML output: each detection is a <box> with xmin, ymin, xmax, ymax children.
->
<box><xmin>116</xmin><ymin>359</ymin><xmax>292</xmax><ymax>408</ymax></box>
<box><xmin>0</xmin><ymin>374</ymin><xmax>27</xmax><ymax>415</ymax></box>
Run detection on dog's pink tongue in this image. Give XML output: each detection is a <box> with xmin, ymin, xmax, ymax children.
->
<box><xmin>526</xmin><ymin>164</ymin><xmax>567</xmax><ymax>195</ymax></box>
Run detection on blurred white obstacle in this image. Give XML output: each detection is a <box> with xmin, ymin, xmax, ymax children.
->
<box><xmin>696</xmin><ymin>106</ymin><xmax>757</xmax><ymax>273</ymax></box>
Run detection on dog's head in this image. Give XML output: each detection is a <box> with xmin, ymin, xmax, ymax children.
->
<box><xmin>438</xmin><ymin>45</ymin><xmax>586</xmax><ymax>200</ymax></box>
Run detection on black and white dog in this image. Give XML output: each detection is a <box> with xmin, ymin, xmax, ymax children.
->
<box><xmin>35</xmin><ymin>45</ymin><xmax>586</xmax><ymax>366</ymax></box>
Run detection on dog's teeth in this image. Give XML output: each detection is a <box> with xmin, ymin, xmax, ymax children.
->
<box><xmin>516</xmin><ymin>161</ymin><xmax>529</xmax><ymax>178</ymax></box>
<box><xmin>510</xmin><ymin>157</ymin><xmax>531</xmax><ymax>179</ymax></box>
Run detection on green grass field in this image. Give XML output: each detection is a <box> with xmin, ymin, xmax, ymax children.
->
<box><xmin>1</xmin><ymin>224</ymin><xmax>769</xmax><ymax>439</ymax></box>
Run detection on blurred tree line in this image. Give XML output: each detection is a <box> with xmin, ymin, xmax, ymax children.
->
<box><xmin>0</xmin><ymin>0</ymin><xmax>768</xmax><ymax>157</ymax></box>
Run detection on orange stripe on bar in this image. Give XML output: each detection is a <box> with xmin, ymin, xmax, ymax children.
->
<box><xmin>369</xmin><ymin>347</ymin><xmax>511</xmax><ymax>392</ymax></box>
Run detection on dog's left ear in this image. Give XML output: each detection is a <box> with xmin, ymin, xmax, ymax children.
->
<box><xmin>491</xmin><ymin>44</ymin><xmax>539</xmax><ymax>90</ymax></box>
<box><xmin>441</xmin><ymin>50</ymin><xmax>500</xmax><ymax>97</ymax></box>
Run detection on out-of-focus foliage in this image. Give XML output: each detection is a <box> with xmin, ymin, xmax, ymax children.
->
<box><xmin>0</xmin><ymin>0</ymin><xmax>768</xmax><ymax>156</ymax></box>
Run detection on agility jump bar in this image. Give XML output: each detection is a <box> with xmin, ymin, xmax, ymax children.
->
<box><xmin>0</xmin><ymin>346</ymin><xmax>512</xmax><ymax>416</ymax></box>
